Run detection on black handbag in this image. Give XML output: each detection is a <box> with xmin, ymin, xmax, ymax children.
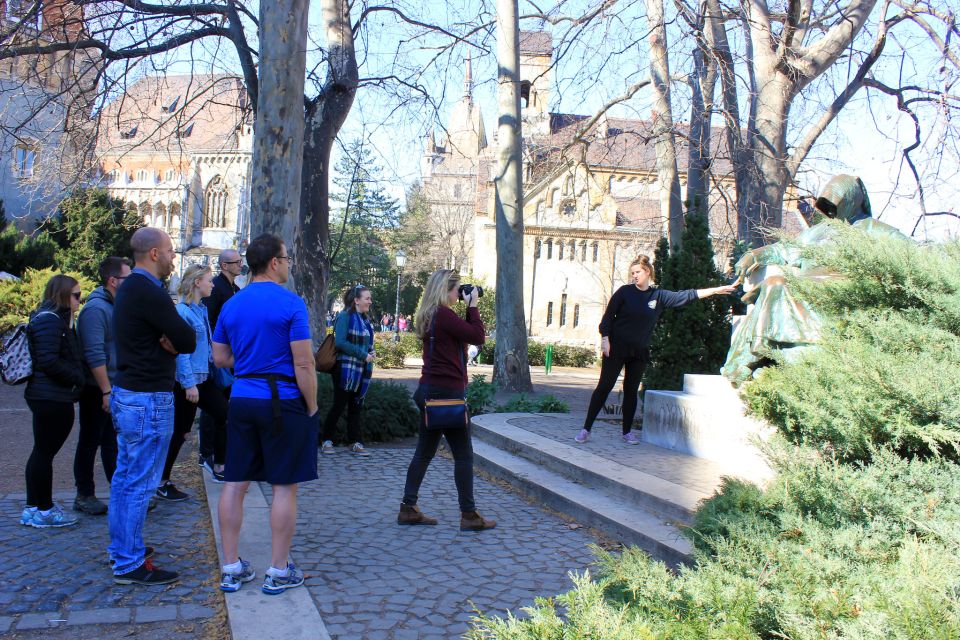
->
<box><xmin>423</xmin><ymin>313</ymin><xmax>468</xmax><ymax>431</ymax></box>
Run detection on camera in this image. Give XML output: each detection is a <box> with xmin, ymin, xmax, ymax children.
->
<box><xmin>458</xmin><ymin>284</ymin><xmax>484</xmax><ymax>301</ymax></box>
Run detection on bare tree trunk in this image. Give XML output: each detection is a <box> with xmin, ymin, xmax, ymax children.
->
<box><xmin>249</xmin><ymin>0</ymin><xmax>308</xmax><ymax>249</ymax></box>
<box><xmin>493</xmin><ymin>0</ymin><xmax>532</xmax><ymax>393</ymax></box>
<box><xmin>295</xmin><ymin>0</ymin><xmax>358</xmax><ymax>344</ymax></box>
<box><xmin>646</xmin><ymin>0</ymin><xmax>684</xmax><ymax>248</ymax></box>
<box><xmin>686</xmin><ymin>12</ymin><xmax>718</xmax><ymax>218</ymax></box>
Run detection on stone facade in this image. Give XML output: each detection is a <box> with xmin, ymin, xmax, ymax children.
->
<box><xmin>422</xmin><ymin>31</ymin><xmax>760</xmax><ymax>346</ymax></box>
<box><xmin>0</xmin><ymin>0</ymin><xmax>97</xmax><ymax>224</ymax></box>
<box><xmin>94</xmin><ymin>74</ymin><xmax>253</xmax><ymax>276</ymax></box>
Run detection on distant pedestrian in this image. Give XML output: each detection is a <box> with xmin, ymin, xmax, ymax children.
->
<box><xmin>74</xmin><ymin>257</ymin><xmax>131</xmax><ymax>516</ymax></box>
<box><xmin>320</xmin><ymin>285</ymin><xmax>375</xmax><ymax>457</ymax></box>
<box><xmin>398</xmin><ymin>314</ymin><xmax>408</xmax><ymax>333</ymax></box>
<box><xmin>109</xmin><ymin>227</ymin><xmax>196</xmax><ymax>586</ymax></box>
<box><xmin>381</xmin><ymin>313</ymin><xmax>390</xmax><ymax>333</ymax></box>
<box><xmin>157</xmin><ymin>264</ymin><xmax>229</xmax><ymax>501</ymax></box>
<box><xmin>21</xmin><ymin>275</ymin><xmax>86</xmax><ymax>529</ymax></box>
<box><xmin>197</xmin><ymin>249</ymin><xmax>242</xmax><ymax>480</ymax></box>
<box><xmin>398</xmin><ymin>270</ymin><xmax>496</xmax><ymax>531</ymax></box>
<box><xmin>575</xmin><ymin>255</ymin><xmax>735</xmax><ymax>446</ymax></box>
<box><xmin>467</xmin><ymin>344</ymin><xmax>480</xmax><ymax>366</ymax></box>
<box><xmin>213</xmin><ymin>234</ymin><xmax>319</xmax><ymax>595</ymax></box>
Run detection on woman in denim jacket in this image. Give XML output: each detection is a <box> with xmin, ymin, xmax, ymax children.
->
<box><xmin>157</xmin><ymin>264</ymin><xmax>229</xmax><ymax>501</ymax></box>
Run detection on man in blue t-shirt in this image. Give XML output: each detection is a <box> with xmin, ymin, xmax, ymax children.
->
<box><xmin>212</xmin><ymin>234</ymin><xmax>318</xmax><ymax>596</ymax></box>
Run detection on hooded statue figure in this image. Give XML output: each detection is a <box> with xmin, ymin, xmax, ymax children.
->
<box><xmin>721</xmin><ymin>175</ymin><xmax>908</xmax><ymax>385</ymax></box>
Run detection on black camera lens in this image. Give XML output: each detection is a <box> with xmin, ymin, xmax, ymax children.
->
<box><xmin>458</xmin><ymin>284</ymin><xmax>484</xmax><ymax>300</ymax></box>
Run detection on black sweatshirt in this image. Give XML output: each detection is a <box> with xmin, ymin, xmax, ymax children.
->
<box><xmin>202</xmin><ymin>272</ymin><xmax>239</xmax><ymax>331</ymax></box>
<box><xmin>113</xmin><ymin>271</ymin><xmax>196</xmax><ymax>392</ymax></box>
<box><xmin>598</xmin><ymin>285</ymin><xmax>699</xmax><ymax>353</ymax></box>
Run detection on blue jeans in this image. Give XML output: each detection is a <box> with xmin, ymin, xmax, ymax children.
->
<box><xmin>108</xmin><ymin>387</ymin><xmax>174</xmax><ymax>575</ymax></box>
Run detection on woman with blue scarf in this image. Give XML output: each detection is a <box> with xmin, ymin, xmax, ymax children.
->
<box><xmin>320</xmin><ymin>285</ymin><xmax>375</xmax><ymax>456</ymax></box>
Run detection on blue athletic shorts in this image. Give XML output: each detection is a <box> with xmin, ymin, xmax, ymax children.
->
<box><xmin>224</xmin><ymin>397</ymin><xmax>319</xmax><ymax>485</ymax></box>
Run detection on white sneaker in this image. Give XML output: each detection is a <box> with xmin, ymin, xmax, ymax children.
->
<box><xmin>351</xmin><ymin>442</ymin><xmax>370</xmax><ymax>457</ymax></box>
<box><xmin>321</xmin><ymin>440</ymin><xmax>335</xmax><ymax>455</ymax></box>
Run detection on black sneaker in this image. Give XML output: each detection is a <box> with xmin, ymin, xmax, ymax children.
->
<box><xmin>74</xmin><ymin>494</ymin><xmax>108</xmax><ymax>515</ymax></box>
<box><xmin>114</xmin><ymin>558</ymin><xmax>179</xmax><ymax>586</ymax></box>
<box><xmin>211</xmin><ymin>468</ymin><xmax>225</xmax><ymax>483</ymax></box>
<box><xmin>156</xmin><ymin>482</ymin><xmax>190</xmax><ymax>502</ymax></box>
<box><xmin>199</xmin><ymin>455</ymin><xmax>215</xmax><ymax>476</ymax></box>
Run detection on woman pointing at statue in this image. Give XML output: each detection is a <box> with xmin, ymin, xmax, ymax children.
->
<box><xmin>575</xmin><ymin>255</ymin><xmax>736</xmax><ymax>445</ymax></box>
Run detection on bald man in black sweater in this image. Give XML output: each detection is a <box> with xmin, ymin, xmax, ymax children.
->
<box><xmin>108</xmin><ymin>228</ymin><xmax>195</xmax><ymax>587</ymax></box>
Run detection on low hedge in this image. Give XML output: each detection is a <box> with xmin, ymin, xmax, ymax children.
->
<box><xmin>316</xmin><ymin>374</ymin><xmax>418</xmax><ymax>442</ymax></box>
<box><xmin>478</xmin><ymin>339</ymin><xmax>597</xmax><ymax>368</ymax></box>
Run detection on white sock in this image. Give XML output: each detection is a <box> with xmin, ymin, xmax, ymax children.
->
<box><xmin>267</xmin><ymin>565</ymin><xmax>290</xmax><ymax>578</ymax></box>
<box><xmin>223</xmin><ymin>560</ymin><xmax>243</xmax><ymax>573</ymax></box>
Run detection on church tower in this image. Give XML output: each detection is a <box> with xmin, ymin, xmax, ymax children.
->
<box><xmin>519</xmin><ymin>31</ymin><xmax>553</xmax><ymax>137</ymax></box>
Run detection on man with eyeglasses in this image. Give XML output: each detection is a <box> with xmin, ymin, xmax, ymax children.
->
<box><xmin>212</xmin><ymin>234</ymin><xmax>318</xmax><ymax>595</ymax></box>
<box><xmin>196</xmin><ymin>249</ymin><xmax>244</xmax><ymax>480</ymax></box>
<box><xmin>74</xmin><ymin>256</ymin><xmax>132</xmax><ymax>516</ymax></box>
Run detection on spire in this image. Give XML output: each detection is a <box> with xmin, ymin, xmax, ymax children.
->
<box><xmin>464</xmin><ymin>54</ymin><xmax>473</xmax><ymax>99</ymax></box>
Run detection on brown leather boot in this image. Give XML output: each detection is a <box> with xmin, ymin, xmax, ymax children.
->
<box><xmin>397</xmin><ymin>504</ymin><xmax>438</xmax><ymax>526</ymax></box>
<box><xmin>460</xmin><ymin>510</ymin><xmax>497</xmax><ymax>531</ymax></box>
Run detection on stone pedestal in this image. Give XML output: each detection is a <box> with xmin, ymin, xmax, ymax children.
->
<box><xmin>642</xmin><ymin>374</ymin><xmax>773</xmax><ymax>480</ymax></box>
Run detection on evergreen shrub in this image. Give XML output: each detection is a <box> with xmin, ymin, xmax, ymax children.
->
<box><xmin>644</xmin><ymin>212</ymin><xmax>732</xmax><ymax>391</ymax></box>
<box><xmin>478</xmin><ymin>339</ymin><xmax>596</xmax><ymax>368</ymax></box>
<box><xmin>466</xmin><ymin>374</ymin><xmax>497</xmax><ymax>415</ymax></box>
<box><xmin>0</xmin><ymin>267</ymin><xmax>96</xmax><ymax>332</ymax></box>
<box><xmin>469</xmin><ymin>229</ymin><xmax>960</xmax><ymax>639</ymax></box>
<box><xmin>373</xmin><ymin>334</ymin><xmax>409</xmax><ymax>369</ymax></box>
<box><xmin>316</xmin><ymin>374</ymin><xmax>418</xmax><ymax>442</ymax></box>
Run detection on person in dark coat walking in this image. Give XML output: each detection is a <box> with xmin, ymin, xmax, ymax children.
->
<box><xmin>21</xmin><ymin>274</ymin><xmax>86</xmax><ymax>528</ymax></box>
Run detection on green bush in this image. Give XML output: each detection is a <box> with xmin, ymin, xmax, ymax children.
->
<box><xmin>0</xmin><ymin>267</ymin><xmax>97</xmax><ymax>332</ymax></box>
<box><xmin>469</xmin><ymin>230</ymin><xmax>960</xmax><ymax>640</ymax></box>
<box><xmin>316</xmin><ymin>374</ymin><xmax>418</xmax><ymax>442</ymax></box>
<box><xmin>478</xmin><ymin>339</ymin><xmax>596</xmax><ymax>368</ymax></box>
<box><xmin>499</xmin><ymin>393</ymin><xmax>537</xmax><ymax>413</ymax></box>
<box><xmin>372</xmin><ymin>334</ymin><xmax>409</xmax><ymax>369</ymax></box>
<box><xmin>0</xmin><ymin>205</ymin><xmax>57</xmax><ymax>277</ymax></box>
<box><xmin>535</xmin><ymin>395</ymin><xmax>570</xmax><ymax>413</ymax></box>
<box><xmin>466</xmin><ymin>374</ymin><xmax>497</xmax><ymax>415</ymax></box>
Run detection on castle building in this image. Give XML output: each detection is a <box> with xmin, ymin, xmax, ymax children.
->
<box><xmin>422</xmin><ymin>32</ymin><xmax>753</xmax><ymax>345</ymax></box>
<box><xmin>94</xmin><ymin>74</ymin><xmax>253</xmax><ymax>274</ymax></box>
<box><xmin>0</xmin><ymin>0</ymin><xmax>97</xmax><ymax>223</ymax></box>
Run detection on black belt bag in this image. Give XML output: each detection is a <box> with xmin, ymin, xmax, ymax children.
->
<box><xmin>236</xmin><ymin>373</ymin><xmax>298</xmax><ymax>436</ymax></box>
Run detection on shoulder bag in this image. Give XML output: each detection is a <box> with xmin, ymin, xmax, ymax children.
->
<box><xmin>423</xmin><ymin>311</ymin><xmax>469</xmax><ymax>431</ymax></box>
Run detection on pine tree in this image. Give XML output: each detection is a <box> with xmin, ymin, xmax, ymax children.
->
<box><xmin>644</xmin><ymin>212</ymin><xmax>732</xmax><ymax>391</ymax></box>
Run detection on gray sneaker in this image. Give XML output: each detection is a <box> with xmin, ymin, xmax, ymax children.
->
<box><xmin>321</xmin><ymin>440</ymin><xmax>335</xmax><ymax>455</ymax></box>
<box><xmin>220</xmin><ymin>558</ymin><xmax>256</xmax><ymax>593</ymax></box>
<box><xmin>31</xmin><ymin>506</ymin><xmax>79</xmax><ymax>528</ymax></box>
<box><xmin>74</xmin><ymin>494</ymin><xmax>108</xmax><ymax>515</ymax></box>
<box><xmin>261</xmin><ymin>563</ymin><xmax>304</xmax><ymax>595</ymax></box>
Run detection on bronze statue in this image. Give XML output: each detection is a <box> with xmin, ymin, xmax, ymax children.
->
<box><xmin>722</xmin><ymin>175</ymin><xmax>908</xmax><ymax>385</ymax></box>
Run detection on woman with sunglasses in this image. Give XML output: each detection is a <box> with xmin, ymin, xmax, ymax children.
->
<box><xmin>21</xmin><ymin>275</ymin><xmax>87</xmax><ymax>528</ymax></box>
<box><xmin>320</xmin><ymin>284</ymin><xmax>376</xmax><ymax>456</ymax></box>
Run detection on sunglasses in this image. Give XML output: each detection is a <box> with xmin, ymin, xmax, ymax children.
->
<box><xmin>222</xmin><ymin>260</ymin><xmax>243</xmax><ymax>266</ymax></box>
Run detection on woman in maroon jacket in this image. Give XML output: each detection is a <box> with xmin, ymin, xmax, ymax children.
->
<box><xmin>398</xmin><ymin>269</ymin><xmax>496</xmax><ymax>531</ymax></box>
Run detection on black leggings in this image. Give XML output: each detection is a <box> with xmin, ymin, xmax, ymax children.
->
<box><xmin>583</xmin><ymin>350</ymin><xmax>650</xmax><ymax>434</ymax></box>
<box><xmin>163</xmin><ymin>378</ymin><xmax>228</xmax><ymax>481</ymax></box>
<box><xmin>198</xmin><ymin>385</ymin><xmax>230</xmax><ymax>465</ymax></box>
<box><xmin>402</xmin><ymin>385</ymin><xmax>476</xmax><ymax>512</ymax></box>
<box><xmin>25</xmin><ymin>399</ymin><xmax>75</xmax><ymax>511</ymax></box>
<box><xmin>322</xmin><ymin>370</ymin><xmax>363</xmax><ymax>445</ymax></box>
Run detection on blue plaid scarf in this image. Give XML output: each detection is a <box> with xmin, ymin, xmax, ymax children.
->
<box><xmin>337</xmin><ymin>310</ymin><xmax>374</xmax><ymax>399</ymax></box>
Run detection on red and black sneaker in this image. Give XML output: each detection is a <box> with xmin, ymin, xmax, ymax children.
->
<box><xmin>114</xmin><ymin>558</ymin><xmax>179</xmax><ymax>586</ymax></box>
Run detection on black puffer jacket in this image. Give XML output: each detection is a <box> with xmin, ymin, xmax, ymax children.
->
<box><xmin>24</xmin><ymin>301</ymin><xmax>86</xmax><ymax>403</ymax></box>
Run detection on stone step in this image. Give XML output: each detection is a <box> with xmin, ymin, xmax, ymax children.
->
<box><xmin>681</xmin><ymin>373</ymin><xmax>739</xmax><ymax>398</ymax></box>
<box><xmin>472</xmin><ymin>440</ymin><xmax>693</xmax><ymax>567</ymax></box>
<box><xmin>472</xmin><ymin>416</ymin><xmax>707</xmax><ymax>523</ymax></box>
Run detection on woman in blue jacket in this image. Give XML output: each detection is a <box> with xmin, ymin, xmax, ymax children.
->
<box><xmin>22</xmin><ymin>274</ymin><xmax>86</xmax><ymax>528</ymax></box>
<box><xmin>157</xmin><ymin>264</ymin><xmax>228</xmax><ymax>501</ymax></box>
<box><xmin>320</xmin><ymin>285</ymin><xmax>375</xmax><ymax>457</ymax></box>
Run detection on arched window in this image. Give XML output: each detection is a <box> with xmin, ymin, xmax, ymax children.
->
<box><xmin>154</xmin><ymin>202</ymin><xmax>168</xmax><ymax>228</ymax></box>
<box><xmin>520</xmin><ymin>81</ymin><xmax>531</xmax><ymax>108</ymax></box>
<box><xmin>204</xmin><ymin>176</ymin><xmax>228</xmax><ymax>228</ymax></box>
<box><xmin>534</xmin><ymin>238</ymin><xmax>542</xmax><ymax>259</ymax></box>
<box><xmin>558</xmin><ymin>241</ymin><xmax>564</xmax><ymax>260</ymax></box>
<box><xmin>546</xmin><ymin>239</ymin><xmax>553</xmax><ymax>259</ymax></box>
<box><xmin>169</xmin><ymin>203</ymin><xmax>182</xmax><ymax>230</ymax></box>
<box><xmin>580</xmin><ymin>240</ymin><xmax>587</xmax><ymax>261</ymax></box>
<box><xmin>138</xmin><ymin>202</ymin><xmax>152</xmax><ymax>225</ymax></box>
<box><xmin>592</xmin><ymin>241</ymin><xmax>599</xmax><ymax>262</ymax></box>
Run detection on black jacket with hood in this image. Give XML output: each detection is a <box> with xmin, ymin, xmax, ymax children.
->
<box><xmin>25</xmin><ymin>300</ymin><xmax>86</xmax><ymax>403</ymax></box>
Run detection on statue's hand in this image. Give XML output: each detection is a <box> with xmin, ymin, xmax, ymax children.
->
<box><xmin>735</xmin><ymin>251</ymin><xmax>761</xmax><ymax>279</ymax></box>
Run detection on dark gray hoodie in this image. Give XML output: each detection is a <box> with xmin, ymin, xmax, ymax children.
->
<box><xmin>77</xmin><ymin>286</ymin><xmax>118</xmax><ymax>385</ymax></box>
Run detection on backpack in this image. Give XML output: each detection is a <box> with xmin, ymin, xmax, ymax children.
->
<box><xmin>0</xmin><ymin>311</ymin><xmax>58</xmax><ymax>385</ymax></box>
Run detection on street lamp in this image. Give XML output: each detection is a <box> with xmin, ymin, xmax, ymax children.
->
<box><xmin>394</xmin><ymin>250</ymin><xmax>406</xmax><ymax>343</ymax></box>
